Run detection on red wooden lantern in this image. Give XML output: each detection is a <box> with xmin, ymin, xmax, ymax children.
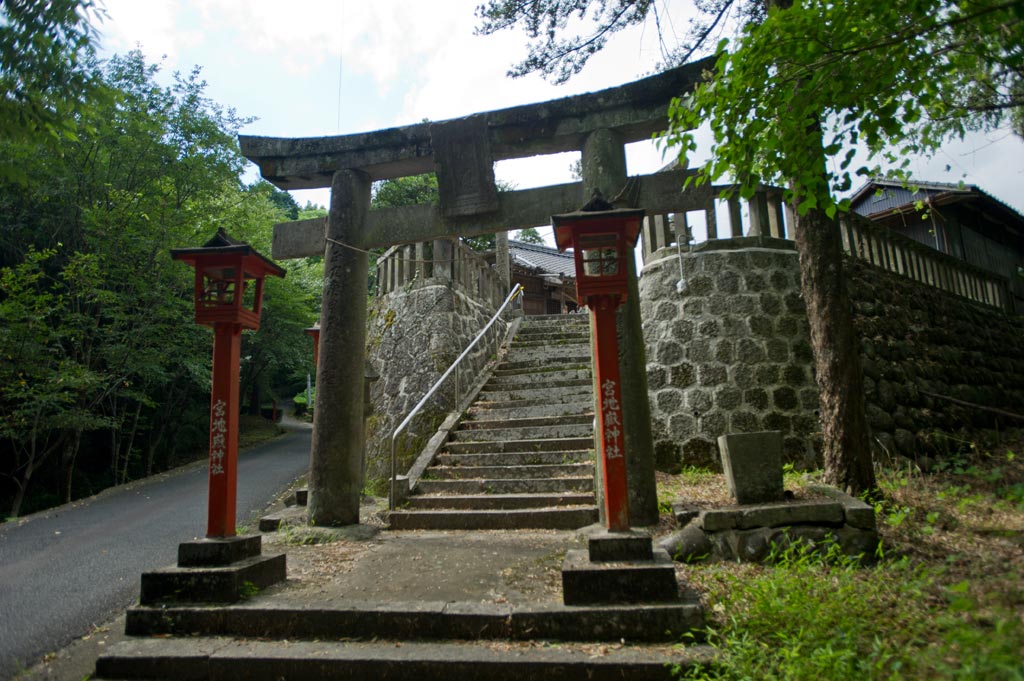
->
<box><xmin>305</xmin><ymin>322</ymin><xmax>321</xmax><ymax>370</ymax></box>
<box><xmin>171</xmin><ymin>229</ymin><xmax>285</xmax><ymax>330</ymax></box>
<box><xmin>553</xmin><ymin>207</ymin><xmax>643</xmax><ymax>303</ymax></box>
<box><xmin>171</xmin><ymin>229</ymin><xmax>285</xmax><ymax>537</ymax></box>
<box><xmin>552</xmin><ymin>203</ymin><xmax>643</xmax><ymax>532</ymax></box>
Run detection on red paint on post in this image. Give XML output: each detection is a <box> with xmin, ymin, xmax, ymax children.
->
<box><xmin>207</xmin><ymin>323</ymin><xmax>242</xmax><ymax>537</ymax></box>
<box><xmin>591</xmin><ymin>294</ymin><xmax>630</xmax><ymax>531</ymax></box>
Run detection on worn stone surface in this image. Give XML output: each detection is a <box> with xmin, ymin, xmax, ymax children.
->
<box><xmin>310</xmin><ymin>169</ymin><xmax>370</xmax><ymax>526</ymax></box>
<box><xmin>140</xmin><ymin>554</ymin><xmax>287</xmax><ymax>604</ymax></box>
<box><xmin>807</xmin><ymin>483</ymin><xmax>877</xmax><ymax>529</ymax></box>
<box><xmin>718</xmin><ymin>431</ymin><xmax>785</xmax><ymax>504</ymax></box>
<box><xmin>640</xmin><ymin>236</ymin><xmax>1024</xmax><ymax>472</ymax></box>
<box><xmin>365</xmin><ymin>283</ymin><xmax>507</xmax><ymax>494</ymax></box>
<box><xmin>562</xmin><ymin>548</ymin><xmax>679</xmax><ymax>605</ymax></box>
<box><xmin>639</xmin><ymin>239</ymin><xmax>819</xmax><ymax>471</ymax></box>
<box><xmin>587</xmin><ymin>530</ymin><xmax>654</xmax><ymax>562</ymax></box>
<box><xmin>735</xmin><ymin>500</ymin><xmax>844</xmax><ymax>529</ymax></box>
<box><xmin>177</xmin><ymin>535</ymin><xmax>262</xmax><ymax>568</ymax></box>
<box><xmin>658</xmin><ymin>523</ymin><xmax>713</xmax><ymax>563</ymax></box>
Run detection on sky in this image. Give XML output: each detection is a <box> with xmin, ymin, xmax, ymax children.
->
<box><xmin>93</xmin><ymin>0</ymin><xmax>1024</xmax><ymax>225</ymax></box>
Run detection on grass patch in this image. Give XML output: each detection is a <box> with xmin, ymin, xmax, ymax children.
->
<box><xmin>659</xmin><ymin>432</ymin><xmax>1024</xmax><ymax>679</ymax></box>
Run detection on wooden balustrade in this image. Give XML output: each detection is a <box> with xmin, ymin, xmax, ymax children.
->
<box><xmin>640</xmin><ymin>184</ymin><xmax>1010</xmax><ymax>311</ymax></box>
<box><xmin>375</xmin><ymin>238</ymin><xmax>503</xmax><ymax>311</ymax></box>
<box><xmin>839</xmin><ymin>214</ymin><xmax>1010</xmax><ymax>310</ymax></box>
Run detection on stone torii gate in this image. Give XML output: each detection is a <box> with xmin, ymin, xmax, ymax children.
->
<box><xmin>239</xmin><ymin>56</ymin><xmax>717</xmax><ymax>528</ymax></box>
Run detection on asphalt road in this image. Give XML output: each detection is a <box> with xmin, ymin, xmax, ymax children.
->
<box><xmin>0</xmin><ymin>427</ymin><xmax>310</xmax><ymax>678</ymax></box>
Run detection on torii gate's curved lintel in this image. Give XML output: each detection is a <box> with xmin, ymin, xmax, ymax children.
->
<box><xmin>238</xmin><ymin>56</ymin><xmax>712</xmax><ymax>191</ymax></box>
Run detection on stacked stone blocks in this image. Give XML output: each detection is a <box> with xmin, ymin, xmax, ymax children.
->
<box><xmin>639</xmin><ymin>238</ymin><xmax>819</xmax><ymax>470</ymax></box>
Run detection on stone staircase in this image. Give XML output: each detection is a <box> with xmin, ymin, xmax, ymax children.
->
<box><xmin>389</xmin><ymin>314</ymin><xmax>599</xmax><ymax>531</ymax></box>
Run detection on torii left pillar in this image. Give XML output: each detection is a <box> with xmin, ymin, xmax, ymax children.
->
<box><xmin>308</xmin><ymin>169</ymin><xmax>371</xmax><ymax>526</ymax></box>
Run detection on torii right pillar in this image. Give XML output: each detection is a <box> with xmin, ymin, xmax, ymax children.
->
<box><xmin>581</xmin><ymin>129</ymin><xmax>659</xmax><ymax>526</ymax></box>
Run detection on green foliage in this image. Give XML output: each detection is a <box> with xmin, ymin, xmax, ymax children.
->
<box><xmin>0</xmin><ymin>50</ymin><xmax>320</xmax><ymax>516</ymax></box>
<box><xmin>0</xmin><ymin>0</ymin><xmax>107</xmax><ymax>167</ymax></box>
<box><xmin>662</xmin><ymin>0</ymin><xmax>1024</xmax><ymax>213</ymax></box>
<box><xmin>371</xmin><ymin>174</ymin><xmax>438</xmax><ymax>209</ymax></box>
<box><xmin>515</xmin><ymin>227</ymin><xmax>546</xmax><ymax>244</ymax></box>
<box><xmin>684</xmin><ymin>541</ymin><xmax>1024</xmax><ymax>680</ymax></box>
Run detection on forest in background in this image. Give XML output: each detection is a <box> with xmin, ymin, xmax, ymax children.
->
<box><xmin>0</xmin><ymin>49</ymin><xmax>328</xmax><ymax>519</ymax></box>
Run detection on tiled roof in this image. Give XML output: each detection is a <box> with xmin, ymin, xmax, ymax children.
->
<box><xmin>509</xmin><ymin>240</ymin><xmax>576</xmax><ymax>278</ymax></box>
<box><xmin>849</xmin><ymin>179</ymin><xmax>1023</xmax><ymax>224</ymax></box>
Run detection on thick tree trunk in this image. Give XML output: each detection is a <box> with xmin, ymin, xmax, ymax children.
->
<box><xmin>792</xmin><ymin>205</ymin><xmax>876</xmax><ymax>496</ymax></box>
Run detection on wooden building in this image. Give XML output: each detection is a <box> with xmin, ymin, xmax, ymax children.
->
<box><xmin>507</xmin><ymin>240</ymin><xmax>578</xmax><ymax>316</ymax></box>
<box><xmin>850</xmin><ymin>179</ymin><xmax>1024</xmax><ymax>312</ymax></box>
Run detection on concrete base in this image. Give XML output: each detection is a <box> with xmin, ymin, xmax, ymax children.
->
<box><xmin>587</xmin><ymin>530</ymin><xmax>653</xmax><ymax>561</ymax></box>
<box><xmin>561</xmin><ymin>548</ymin><xmax>679</xmax><ymax>606</ymax></box>
<box><xmin>140</xmin><ymin>553</ymin><xmax>287</xmax><ymax>604</ymax></box>
<box><xmin>141</xmin><ymin>534</ymin><xmax>286</xmax><ymax>604</ymax></box>
<box><xmin>178</xmin><ymin>535</ymin><xmax>262</xmax><ymax>567</ymax></box>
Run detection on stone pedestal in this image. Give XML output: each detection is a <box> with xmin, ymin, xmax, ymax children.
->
<box><xmin>140</xmin><ymin>535</ymin><xmax>285</xmax><ymax>604</ymax></box>
<box><xmin>562</xmin><ymin>530</ymin><xmax>679</xmax><ymax>606</ymax></box>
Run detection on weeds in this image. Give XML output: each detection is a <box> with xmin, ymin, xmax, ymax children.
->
<box><xmin>665</xmin><ymin>433</ymin><xmax>1024</xmax><ymax>680</ymax></box>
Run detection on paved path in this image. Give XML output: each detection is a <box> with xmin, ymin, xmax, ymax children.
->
<box><xmin>0</xmin><ymin>427</ymin><xmax>310</xmax><ymax>677</ymax></box>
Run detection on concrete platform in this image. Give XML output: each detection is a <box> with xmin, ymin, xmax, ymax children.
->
<box><xmin>98</xmin><ymin>637</ymin><xmax>713</xmax><ymax>681</ymax></box>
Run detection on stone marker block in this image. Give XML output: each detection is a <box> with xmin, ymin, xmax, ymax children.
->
<box><xmin>178</xmin><ymin>535</ymin><xmax>262</xmax><ymax>567</ymax></box>
<box><xmin>588</xmin><ymin>530</ymin><xmax>654</xmax><ymax>561</ymax></box>
<box><xmin>718</xmin><ymin>431</ymin><xmax>784</xmax><ymax>504</ymax></box>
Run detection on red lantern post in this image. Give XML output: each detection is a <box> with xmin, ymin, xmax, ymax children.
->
<box><xmin>554</xmin><ymin>204</ymin><xmax>643</xmax><ymax>532</ymax></box>
<box><xmin>305</xmin><ymin>323</ymin><xmax>321</xmax><ymax>370</ymax></box>
<box><xmin>171</xmin><ymin>229</ymin><xmax>285</xmax><ymax>537</ymax></box>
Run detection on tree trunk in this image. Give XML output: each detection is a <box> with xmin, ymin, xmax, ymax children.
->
<box><xmin>768</xmin><ymin>0</ymin><xmax>877</xmax><ymax>498</ymax></box>
<box><xmin>792</xmin><ymin>205</ymin><xmax>877</xmax><ymax>496</ymax></box>
<box><xmin>60</xmin><ymin>429</ymin><xmax>83</xmax><ymax>504</ymax></box>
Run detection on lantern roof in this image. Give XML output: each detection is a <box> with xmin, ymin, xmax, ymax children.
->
<box><xmin>171</xmin><ymin>228</ymin><xmax>286</xmax><ymax>279</ymax></box>
<box><xmin>551</xmin><ymin>194</ymin><xmax>645</xmax><ymax>251</ymax></box>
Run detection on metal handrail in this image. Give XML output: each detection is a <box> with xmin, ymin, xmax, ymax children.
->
<box><xmin>389</xmin><ymin>283</ymin><xmax>524</xmax><ymax>509</ymax></box>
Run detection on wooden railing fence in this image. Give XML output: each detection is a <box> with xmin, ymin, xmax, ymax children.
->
<box><xmin>641</xmin><ymin>185</ymin><xmax>1011</xmax><ymax>311</ymax></box>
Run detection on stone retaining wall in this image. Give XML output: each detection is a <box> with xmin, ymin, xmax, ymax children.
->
<box><xmin>364</xmin><ymin>280</ymin><xmax>507</xmax><ymax>492</ymax></box>
<box><xmin>639</xmin><ymin>238</ymin><xmax>819</xmax><ymax>470</ymax></box>
<box><xmin>639</xmin><ymin>236</ymin><xmax>1024</xmax><ymax>472</ymax></box>
<box><xmin>847</xmin><ymin>259</ymin><xmax>1024</xmax><ymax>462</ymax></box>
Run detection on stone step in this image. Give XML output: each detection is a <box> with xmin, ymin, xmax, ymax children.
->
<box><xmin>492</xmin><ymin>364</ymin><xmax>590</xmax><ymax>379</ymax></box>
<box><xmin>445</xmin><ymin>437</ymin><xmax>594</xmax><ymax>454</ymax></box>
<box><xmin>416</xmin><ymin>477</ymin><xmax>594</xmax><ymax>495</ymax></box>
<box><xmin>485</xmin><ymin>368</ymin><xmax>591</xmax><ymax>386</ymax></box>
<box><xmin>121</xmin><ymin>599</ymin><xmax>704</xmax><ymax>643</ymax></box>
<box><xmin>424</xmin><ymin>463</ymin><xmax>592</xmax><ymax>480</ymax></box>
<box><xmin>404</xmin><ymin>493</ymin><xmax>595</xmax><ymax>510</ymax></box>
<box><xmin>458</xmin><ymin>413</ymin><xmax>592</xmax><ymax>431</ymax></box>
<box><xmin>450</xmin><ymin>422</ymin><xmax>592</xmax><ymax>442</ymax></box>
<box><xmin>477</xmin><ymin>383</ymin><xmax>593</xmax><ymax>403</ymax></box>
<box><xmin>465</xmin><ymin>400</ymin><xmax>593</xmax><ymax>422</ymax></box>
<box><xmin>389</xmin><ymin>506</ymin><xmax>598</xmax><ymax>530</ymax></box>
<box><xmin>498</xmin><ymin>355</ymin><xmax>591</xmax><ymax>371</ymax></box>
<box><xmin>510</xmin><ymin>341</ymin><xmax>589</xmax><ymax>353</ymax></box>
<box><xmin>97</xmin><ymin>637</ymin><xmax>711</xmax><ymax>681</ymax></box>
<box><xmin>436</xmin><ymin>450</ymin><xmax>590</xmax><ymax>467</ymax></box>
<box><xmin>521</xmin><ymin>313</ymin><xmax>590</xmax><ymax>324</ymax></box>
